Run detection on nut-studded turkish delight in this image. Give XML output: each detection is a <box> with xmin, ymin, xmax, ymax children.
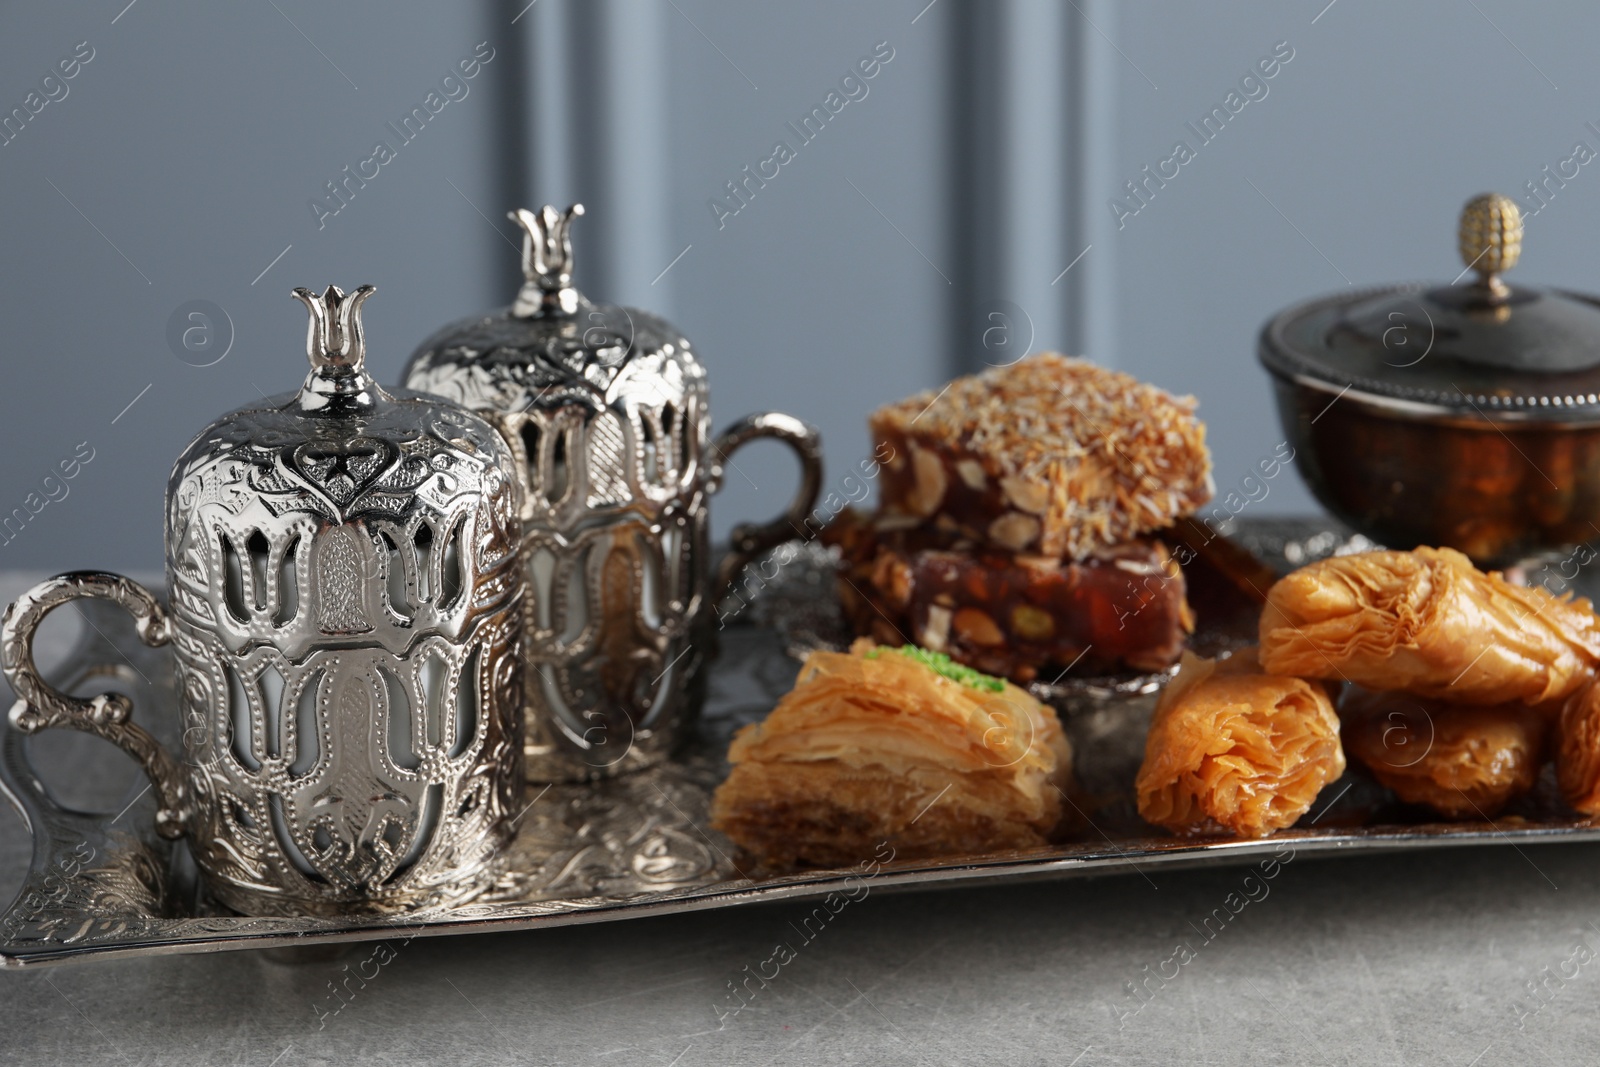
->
<box><xmin>827</xmin><ymin>512</ymin><xmax>1193</xmax><ymax>683</ymax></box>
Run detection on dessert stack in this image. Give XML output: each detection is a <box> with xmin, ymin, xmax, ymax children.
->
<box><xmin>829</xmin><ymin>353</ymin><xmax>1215</xmax><ymax>682</ymax></box>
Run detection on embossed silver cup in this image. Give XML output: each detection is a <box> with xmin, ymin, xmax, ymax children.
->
<box><xmin>405</xmin><ymin>204</ymin><xmax>823</xmax><ymax>782</ymax></box>
<box><xmin>1</xmin><ymin>285</ymin><xmax>526</xmax><ymax>917</ymax></box>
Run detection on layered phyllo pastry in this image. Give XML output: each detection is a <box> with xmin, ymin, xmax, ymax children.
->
<box><xmin>1136</xmin><ymin>648</ymin><xmax>1344</xmax><ymax>838</ymax></box>
<box><xmin>711</xmin><ymin>640</ymin><xmax>1072</xmax><ymax>869</ymax></box>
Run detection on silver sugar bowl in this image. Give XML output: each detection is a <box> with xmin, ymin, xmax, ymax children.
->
<box><xmin>2</xmin><ymin>284</ymin><xmax>526</xmax><ymax>916</ymax></box>
<box><xmin>404</xmin><ymin>204</ymin><xmax>822</xmax><ymax>781</ymax></box>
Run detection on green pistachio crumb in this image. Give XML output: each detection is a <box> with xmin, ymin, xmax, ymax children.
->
<box><xmin>863</xmin><ymin>644</ymin><xmax>1007</xmax><ymax>692</ymax></box>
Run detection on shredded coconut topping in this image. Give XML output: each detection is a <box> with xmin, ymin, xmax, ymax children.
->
<box><xmin>873</xmin><ymin>353</ymin><xmax>1214</xmax><ymax>557</ymax></box>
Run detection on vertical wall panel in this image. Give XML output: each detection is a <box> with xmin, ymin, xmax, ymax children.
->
<box><xmin>947</xmin><ymin>2</ymin><xmax>1010</xmax><ymax>378</ymax></box>
<box><xmin>1067</xmin><ymin>0</ymin><xmax>1120</xmax><ymax>367</ymax></box>
<box><xmin>947</xmin><ymin>0</ymin><xmax>1114</xmax><ymax>374</ymax></box>
<box><xmin>992</xmin><ymin>0</ymin><xmax>1070</xmax><ymax>364</ymax></box>
<box><xmin>488</xmin><ymin>0</ymin><xmax>534</xmax><ymax>232</ymax></box>
<box><xmin>570</xmin><ymin>0</ymin><xmax>674</xmax><ymax>309</ymax></box>
<box><xmin>0</xmin><ymin>1</ymin><xmax>507</xmax><ymax>571</ymax></box>
<box><xmin>525</xmin><ymin>0</ymin><xmax>576</xmax><ymax>205</ymax></box>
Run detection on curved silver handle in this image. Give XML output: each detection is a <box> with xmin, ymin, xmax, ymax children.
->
<box><xmin>707</xmin><ymin>412</ymin><xmax>824</xmax><ymax>608</ymax></box>
<box><xmin>1</xmin><ymin>572</ymin><xmax>187</xmax><ymax>839</ymax></box>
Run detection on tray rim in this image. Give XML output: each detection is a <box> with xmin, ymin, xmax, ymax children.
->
<box><xmin>6</xmin><ymin>821</ymin><xmax>1600</xmax><ymax>969</ymax></box>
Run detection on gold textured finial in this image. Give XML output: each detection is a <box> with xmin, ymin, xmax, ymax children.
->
<box><xmin>1458</xmin><ymin>193</ymin><xmax>1522</xmax><ymax>301</ymax></box>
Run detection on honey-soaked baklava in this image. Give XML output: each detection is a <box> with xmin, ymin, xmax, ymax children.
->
<box><xmin>1558</xmin><ymin>677</ymin><xmax>1600</xmax><ymax>817</ymax></box>
<box><xmin>710</xmin><ymin>639</ymin><xmax>1073</xmax><ymax>869</ymax></box>
<box><xmin>1136</xmin><ymin>648</ymin><xmax>1345</xmax><ymax>839</ymax></box>
<box><xmin>1340</xmin><ymin>688</ymin><xmax>1546</xmax><ymax>819</ymax></box>
<box><xmin>1260</xmin><ymin>546</ymin><xmax>1600</xmax><ymax>706</ymax></box>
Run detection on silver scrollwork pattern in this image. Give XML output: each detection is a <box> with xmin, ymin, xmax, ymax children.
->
<box><xmin>406</xmin><ymin>301</ymin><xmax>715</xmax><ymax>783</ymax></box>
<box><xmin>154</xmin><ymin>382</ymin><xmax>525</xmax><ymax>916</ymax></box>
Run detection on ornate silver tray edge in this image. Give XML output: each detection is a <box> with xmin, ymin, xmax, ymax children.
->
<box><xmin>7</xmin><ymin>815</ymin><xmax>1598</xmax><ymax>968</ymax></box>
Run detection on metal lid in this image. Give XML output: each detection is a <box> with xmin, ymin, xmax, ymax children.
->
<box><xmin>1260</xmin><ymin>194</ymin><xmax>1600</xmax><ymax>421</ymax></box>
<box><xmin>167</xmin><ymin>285</ymin><xmax>521</xmax><ymax>656</ymax></box>
<box><xmin>177</xmin><ymin>284</ymin><xmax>514</xmax><ymax>480</ymax></box>
<box><xmin>402</xmin><ymin>204</ymin><xmax>703</xmax><ymax>417</ymax></box>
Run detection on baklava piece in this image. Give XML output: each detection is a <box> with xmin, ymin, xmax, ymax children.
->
<box><xmin>1260</xmin><ymin>547</ymin><xmax>1600</xmax><ymax>706</ymax></box>
<box><xmin>1558</xmin><ymin>678</ymin><xmax>1600</xmax><ymax>816</ymax></box>
<box><xmin>1340</xmin><ymin>689</ymin><xmax>1546</xmax><ymax>819</ymax></box>
<box><xmin>1136</xmin><ymin>648</ymin><xmax>1345</xmax><ymax>839</ymax></box>
<box><xmin>870</xmin><ymin>354</ymin><xmax>1213</xmax><ymax>559</ymax></box>
<box><xmin>710</xmin><ymin>639</ymin><xmax>1072</xmax><ymax>869</ymax></box>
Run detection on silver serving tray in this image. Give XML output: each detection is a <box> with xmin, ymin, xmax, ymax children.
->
<box><xmin>4</xmin><ymin>518</ymin><xmax>1597</xmax><ymax>968</ymax></box>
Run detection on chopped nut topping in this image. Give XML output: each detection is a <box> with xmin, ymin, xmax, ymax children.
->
<box><xmin>872</xmin><ymin>353</ymin><xmax>1213</xmax><ymax>559</ymax></box>
<box><xmin>987</xmin><ymin>511</ymin><xmax>1042</xmax><ymax>552</ymax></box>
<box><xmin>906</xmin><ymin>444</ymin><xmax>948</xmax><ymax>517</ymax></box>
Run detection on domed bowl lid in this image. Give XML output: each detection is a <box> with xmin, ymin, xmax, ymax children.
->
<box><xmin>1259</xmin><ymin>194</ymin><xmax>1600</xmax><ymax>422</ymax></box>
<box><xmin>176</xmin><ymin>284</ymin><xmax>511</xmax><ymax>467</ymax></box>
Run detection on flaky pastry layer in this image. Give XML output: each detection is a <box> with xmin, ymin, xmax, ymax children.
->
<box><xmin>1559</xmin><ymin>678</ymin><xmax>1600</xmax><ymax>816</ymax></box>
<box><xmin>710</xmin><ymin>639</ymin><xmax>1072</xmax><ymax>869</ymax></box>
<box><xmin>1136</xmin><ymin>648</ymin><xmax>1345</xmax><ymax>839</ymax></box>
<box><xmin>1260</xmin><ymin>547</ymin><xmax>1600</xmax><ymax>705</ymax></box>
<box><xmin>1341</xmin><ymin>688</ymin><xmax>1546</xmax><ymax>819</ymax></box>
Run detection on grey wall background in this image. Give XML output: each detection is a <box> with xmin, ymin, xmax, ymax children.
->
<box><xmin>1</xmin><ymin>0</ymin><xmax>1597</xmax><ymax>570</ymax></box>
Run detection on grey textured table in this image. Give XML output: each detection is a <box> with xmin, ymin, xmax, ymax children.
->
<box><xmin>3</xmin><ymin>572</ymin><xmax>1599</xmax><ymax>1066</ymax></box>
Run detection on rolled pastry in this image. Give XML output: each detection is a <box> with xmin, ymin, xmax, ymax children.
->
<box><xmin>1558</xmin><ymin>678</ymin><xmax>1600</xmax><ymax>816</ymax></box>
<box><xmin>710</xmin><ymin>639</ymin><xmax>1072</xmax><ymax>869</ymax></box>
<box><xmin>1260</xmin><ymin>547</ymin><xmax>1600</xmax><ymax>706</ymax></box>
<box><xmin>1341</xmin><ymin>688</ymin><xmax>1546</xmax><ymax>818</ymax></box>
<box><xmin>1136</xmin><ymin>648</ymin><xmax>1345</xmax><ymax>838</ymax></box>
